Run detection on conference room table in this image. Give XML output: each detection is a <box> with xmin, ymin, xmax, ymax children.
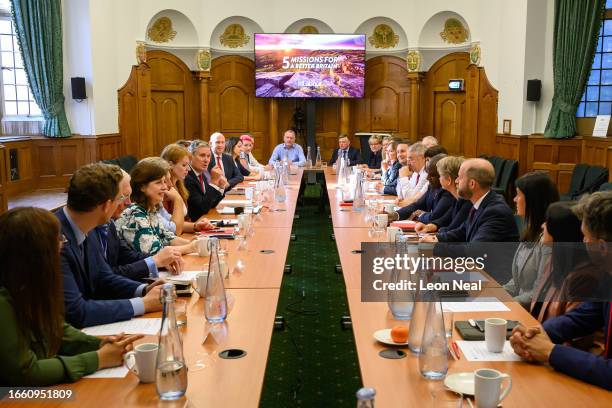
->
<box><xmin>324</xmin><ymin>168</ymin><xmax>612</xmax><ymax>407</ymax></box>
<box><xmin>0</xmin><ymin>171</ymin><xmax>303</xmax><ymax>408</ymax></box>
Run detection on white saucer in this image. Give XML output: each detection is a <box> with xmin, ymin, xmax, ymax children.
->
<box><xmin>373</xmin><ymin>329</ymin><xmax>408</xmax><ymax>346</ymax></box>
<box><xmin>444</xmin><ymin>372</ymin><xmax>475</xmax><ymax>396</ymax></box>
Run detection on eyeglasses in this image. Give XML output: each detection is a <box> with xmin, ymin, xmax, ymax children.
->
<box><xmin>115</xmin><ymin>193</ymin><xmax>128</xmax><ymax>203</ymax></box>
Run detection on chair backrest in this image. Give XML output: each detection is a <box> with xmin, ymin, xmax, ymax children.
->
<box><xmin>102</xmin><ymin>158</ymin><xmax>120</xmax><ymax>167</ymax></box>
<box><xmin>599</xmin><ymin>182</ymin><xmax>612</xmax><ymax>191</ymax></box>
<box><xmin>487</xmin><ymin>156</ymin><xmax>506</xmax><ymax>188</ymax></box>
<box><xmin>497</xmin><ymin>159</ymin><xmax>518</xmax><ymax>194</ymax></box>
<box><xmin>578</xmin><ymin>166</ymin><xmax>609</xmax><ymax>195</ymax></box>
<box><xmin>566</xmin><ymin>163</ymin><xmax>590</xmax><ymax>195</ymax></box>
<box><xmin>117</xmin><ymin>155</ymin><xmax>138</xmax><ymax>173</ymax></box>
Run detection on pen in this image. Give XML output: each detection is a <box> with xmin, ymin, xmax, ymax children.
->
<box><xmin>475</xmin><ymin>320</ymin><xmax>484</xmax><ymax>332</ymax></box>
<box><xmin>451</xmin><ymin>340</ymin><xmax>461</xmax><ymax>360</ymax></box>
<box><xmin>447</xmin><ymin>344</ymin><xmax>458</xmax><ymax>360</ymax></box>
<box><xmin>468</xmin><ymin>319</ymin><xmax>484</xmax><ymax>332</ymax></box>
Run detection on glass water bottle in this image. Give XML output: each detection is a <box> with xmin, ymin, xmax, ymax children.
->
<box><xmin>156</xmin><ymin>283</ymin><xmax>188</xmax><ymax>400</ymax></box>
<box><xmin>274</xmin><ymin>164</ymin><xmax>287</xmax><ymax>203</ymax></box>
<box><xmin>418</xmin><ymin>288</ymin><xmax>448</xmax><ymax>380</ymax></box>
<box><xmin>205</xmin><ymin>237</ymin><xmax>228</xmax><ymax>323</ymax></box>
<box><xmin>353</xmin><ymin>168</ymin><xmax>365</xmax><ymax>211</ymax></box>
<box><xmin>315</xmin><ymin>146</ymin><xmax>322</xmax><ymax>167</ymax></box>
<box><xmin>356</xmin><ymin>387</ymin><xmax>376</xmax><ymax>408</ymax></box>
<box><xmin>306</xmin><ymin>146</ymin><xmax>312</xmax><ymax>168</ymax></box>
<box><xmin>387</xmin><ymin>241</ymin><xmax>416</xmax><ymax>320</ymax></box>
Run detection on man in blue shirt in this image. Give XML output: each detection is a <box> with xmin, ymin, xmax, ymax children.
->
<box><xmin>268</xmin><ymin>129</ymin><xmax>306</xmax><ymax>167</ymax></box>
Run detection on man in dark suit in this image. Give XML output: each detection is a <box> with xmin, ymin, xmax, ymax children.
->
<box><xmin>510</xmin><ymin>192</ymin><xmax>612</xmax><ymax>390</ymax></box>
<box><xmin>95</xmin><ymin>169</ymin><xmax>184</xmax><ymax>281</ymax></box>
<box><xmin>330</xmin><ymin>134</ymin><xmax>361</xmax><ymax>166</ymax></box>
<box><xmin>425</xmin><ymin>158</ymin><xmax>518</xmax><ymax>243</ymax></box>
<box><xmin>186</xmin><ymin>140</ymin><xmax>228</xmax><ymax>220</ymax></box>
<box><xmin>57</xmin><ymin>163</ymin><xmax>164</xmax><ymax>328</ymax></box>
<box><xmin>208</xmin><ymin>132</ymin><xmax>244</xmax><ymax>189</ymax></box>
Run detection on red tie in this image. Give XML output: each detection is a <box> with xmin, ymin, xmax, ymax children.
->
<box><xmin>199</xmin><ymin>173</ymin><xmax>205</xmax><ymax>191</ymax></box>
<box><xmin>216</xmin><ymin>155</ymin><xmax>222</xmax><ymax>170</ymax></box>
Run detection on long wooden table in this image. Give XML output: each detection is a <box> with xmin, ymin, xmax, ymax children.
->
<box><xmin>325</xmin><ymin>168</ymin><xmax>612</xmax><ymax>407</ymax></box>
<box><xmin>1</xmin><ymin>171</ymin><xmax>303</xmax><ymax>407</ymax></box>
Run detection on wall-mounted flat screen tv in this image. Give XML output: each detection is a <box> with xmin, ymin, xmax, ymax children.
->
<box><xmin>254</xmin><ymin>33</ymin><xmax>366</xmax><ymax>98</ymax></box>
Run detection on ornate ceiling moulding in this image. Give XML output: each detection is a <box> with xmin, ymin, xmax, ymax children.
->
<box><xmin>299</xmin><ymin>25</ymin><xmax>319</xmax><ymax>34</ymax></box>
<box><xmin>197</xmin><ymin>48</ymin><xmax>212</xmax><ymax>71</ymax></box>
<box><xmin>406</xmin><ymin>50</ymin><xmax>422</xmax><ymax>72</ymax></box>
<box><xmin>368</xmin><ymin>23</ymin><xmax>399</xmax><ymax>49</ymax></box>
<box><xmin>147</xmin><ymin>16</ymin><xmax>177</xmax><ymax>43</ymax></box>
<box><xmin>440</xmin><ymin>18</ymin><xmax>469</xmax><ymax>44</ymax></box>
<box><xmin>220</xmin><ymin>23</ymin><xmax>250</xmax><ymax>48</ymax></box>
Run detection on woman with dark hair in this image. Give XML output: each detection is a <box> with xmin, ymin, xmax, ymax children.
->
<box><xmin>503</xmin><ymin>171</ymin><xmax>560</xmax><ymax>306</ymax></box>
<box><xmin>115</xmin><ymin>157</ymin><xmax>196</xmax><ymax>255</ymax></box>
<box><xmin>530</xmin><ymin>201</ymin><xmax>597</xmax><ymax>323</ymax></box>
<box><xmin>0</xmin><ymin>207</ymin><xmax>142</xmax><ymax>385</ymax></box>
<box><xmin>225</xmin><ymin>136</ymin><xmax>258</xmax><ymax>179</ymax></box>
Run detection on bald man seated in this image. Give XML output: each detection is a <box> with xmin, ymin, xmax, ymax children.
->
<box><xmin>422</xmin><ymin>158</ymin><xmax>518</xmax><ymax>243</ymax></box>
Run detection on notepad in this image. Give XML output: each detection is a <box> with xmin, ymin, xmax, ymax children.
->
<box><xmin>85</xmin><ymin>366</ymin><xmax>129</xmax><ymax>379</ymax></box>
<box><xmin>159</xmin><ymin>270</ymin><xmax>200</xmax><ymax>284</ymax></box>
<box><xmin>442</xmin><ymin>297</ymin><xmax>510</xmax><ymax>312</ymax></box>
<box><xmin>456</xmin><ymin>341</ymin><xmax>521</xmax><ymax>362</ymax></box>
<box><xmin>82</xmin><ymin>318</ymin><xmax>162</xmax><ymax>336</ymax></box>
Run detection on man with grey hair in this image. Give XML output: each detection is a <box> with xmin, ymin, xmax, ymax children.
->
<box><xmin>422</xmin><ymin>135</ymin><xmax>438</xmax><ymax>148</ymax></box>
<box><xmin>422</xmin><ymin>158</ymin><xmax>518</xmax><ymax>243</ymax></box>
<box><xmin>208</xmin><ymin>132</ymin><xmax>244</xmax><ymax>189</ymax></box>
<box><xmin>269</xmin><ymin>129</ymin><xmax>306</xmax><ymax>167</ymax></box>
<box><xmin>397</xmin><ymin>142</ymin><xmax>429</xmax><ymax>205</ymax></box>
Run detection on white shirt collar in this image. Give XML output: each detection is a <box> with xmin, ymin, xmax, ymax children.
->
<box><xmin>473</xmin><ymin>190</ymin><xmax>490</xmax><ymax>210</ymax></box>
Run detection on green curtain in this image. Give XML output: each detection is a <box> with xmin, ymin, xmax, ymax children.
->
<box><xmin>544</xmin><ymin>0</ymin><xmax>605</xmax><ymax>138</ymax></box>
<box><xmin>10</xmin><ymin>0</ymin><xmax>71</xmax><ymax>137</ymax></box>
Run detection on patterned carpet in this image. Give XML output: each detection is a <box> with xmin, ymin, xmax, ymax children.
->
<box><xmin>259</xmin><ymin>187</ymin><xmax>361</xmax><ymax>407</ymax></box>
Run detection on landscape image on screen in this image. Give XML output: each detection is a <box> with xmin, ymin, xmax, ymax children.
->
<box><xmin>255</xmin><ymin>34</ymin><xmax>365</xmax><ymax>98</ymax></box>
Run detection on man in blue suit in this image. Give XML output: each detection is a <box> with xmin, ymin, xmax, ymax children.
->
<box><xmin>57</xmin><ymin>163</ymin><xmax>164</xmax><ymax>328</ymax></box>
<box><xmin>186</xmin><ymin>140</ymin><xmax>228</xmax><ymax>220</ymax></box>
<box><xmin>330</xmin><ymin>134</ymin><xmax>361</xmax><ymax>166</ymax></box>
<box><xmin>208</xmin><ymin>132</ymin><xmax>244</xmax><ymax>190</ymax></box>
<box><xmin>423</xmin><ymin>158</ymin><xmax>518</xmax><ymax>243</ymax></box>
<box><xmin>510</xmin><ymin>191</ymin><xmax>612</xmax><ymax>390</ymax></box>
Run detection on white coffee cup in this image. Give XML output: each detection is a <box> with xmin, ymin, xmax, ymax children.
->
<box><xmin>485</xmin><ymin>317</ymin><xmax>507</xmax><ymax>353</ymax></box>
<box><xmin>196</xmin><ymin>236</ymin><xmax>210</xmax><ymax>257</ymax></box>
<box><xmin>384</xmin><ymin>203</ymin><xmax>395</xmax><ymax>213</ymax></box>
<box><xmin>375</xmin><ymin>213</ymin><xmax>388</xmax><ymax>230</ymax></box>
<box><xmin>474</xmin><ymin>368</ymin><xmax>512</xmax><ymax>408</ymax></box>
<box><xmin>386</xmin><ymin>226</ymin><xmax>401</xmax><ymax>242</ymax></box>
<box><xmin>193</xmin><ymin>271</ymin><xmax>208</xmax><ymax>297</ymax></box>
<box><xmin>124</xmin><ymin>343</ymin><xmax>158</xmax><ymax>383</ymax></box>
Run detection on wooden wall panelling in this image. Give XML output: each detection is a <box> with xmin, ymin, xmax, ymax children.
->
<box><xmin>475</xmin><ymin>67</ymin><xmax>499</xmax><ymax>157</ymax></box>
<box><xmin>495</xmin><ymin>135</ymin><xmax>529</xmax><ymax>175</ymax></box>
<box><xmin>209</xmin><ymin>56</ymin><xmax>269</xmax><ymax>159</ymax></box>
<box><xmin>195</xmin><ymin>72</ymin><xmax>211</xmax><ymax>138</ymax></box>
<box><xmin>2</xmin><ymin>139</ymin><xmax>34</xmax><ymax>195</ymax></box>
<box><xmin>315</xmin><ymin>99</ymin><xmax>341</xmax><ymax>160</ymax></box>
<box><xmin>0</xmin><ymin>144</ymin><xmax>7</xmax><ymax>214</ymax></box>
<box><xmin>148</xmin><ymin>50</ymin><xmax>198</xmax><ymax>154</ymax></box>
<box><xmin>118</xmin><ymin>64</ymin><xmax>152</xmax><ymax>158</ymax></box>
<box><xmin>527</xmin><ymin>136</ymin><xmax>582</xmax><ymax>193</ymax></box>
<box><xmin>34</xmin><ymin>137</ymin><xmax>85</xmax><ymax>190</ymax></box>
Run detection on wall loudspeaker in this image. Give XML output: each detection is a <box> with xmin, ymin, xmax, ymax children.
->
<box><xmin>526</xmin><ymin>79</ymin><xmax>541</xmax><ymax>102</ymax></box>
<box><xmin>71</xmin><ymin>77</ymin><xmax>86</xmax><ymax>101</ymax></box>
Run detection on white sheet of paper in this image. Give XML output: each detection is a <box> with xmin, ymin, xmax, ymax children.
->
<box><xmin>159</xmin><ymin>270</ymin><xmax>199</xmax><ymax>284</ymax></box>
<box><xmin>220</xmin><ymin>199</ymin><xmax>251</xmax><ymax>206</ymax></box>
<box><xmin>84</xmin><ymin>366</ymin><xmax>129</xmax><ymax>379</ymax></box>
<box><xmin>442</xmin><ymin>297</ymin><xmax>509</xmax><ymax>312</ymax></box>
<box><xmin>218</xmin><ymin>207</ymin><xmax>235</xmax><ymax>214</ymax></box>
<box><xmin>82</xmin><ymin>318</ymin><xmax>162</xmax><ymax>336</ymax></box>
<box><xmin>245</xmin><ymin>205</ymin><xmax>262</xmax><ymax>214</ymax></box>
<box><xmin>593</xmin><ymin>114</ymin><xmax>611</xmax><ymax>137</ymax></box>
<box><xmin>456</xmin><ymin>341</ymin><xmax>521</xmax><ymax>362</ymax></box>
